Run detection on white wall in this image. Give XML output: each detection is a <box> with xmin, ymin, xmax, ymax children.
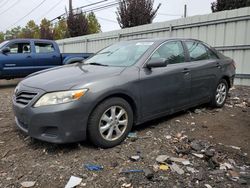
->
<box><xmin>57</xmin><ymin>7</ymin><xmax>250</xmax><ymax>86</ymax></box>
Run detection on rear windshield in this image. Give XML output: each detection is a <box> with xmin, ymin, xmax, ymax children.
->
<box><xmin>84</xmin><ymin>41</ymin><xmax>154</xmax><ymax>67</ymax></box>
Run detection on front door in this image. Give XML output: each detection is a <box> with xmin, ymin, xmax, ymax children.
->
<box><xmin>2</xmin><ymin>41</ymin><xmax>34</xmax><ymax>78</ymax></box>
<box><xmin>139</xmin><ymin>40</ymin><xmax>191</xmax><ymax>120</ymax></box>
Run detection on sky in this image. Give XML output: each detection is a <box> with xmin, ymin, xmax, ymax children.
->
<box><xmin>0</xmin><ymin>0</ymin><xmax>215</xmax><ymax>32</ymax></box>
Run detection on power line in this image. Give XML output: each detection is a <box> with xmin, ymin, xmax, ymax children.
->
<box><xmin>36</xmin><ymin>0</ymin><xmax>63</xmax><ymax>22</ymax></box>
<box><xmin>5</xmin><ymin>0</ymin><xmax>47</xmax><ymax>30</ymax></box>
<box><xmin>0</xmin><ymin>0</ymin><xmax>21</xmax><ymax>16</ymax></box>
<box><xmin>50</xmin><ymin>0</ymin><xmax>109</xmax><ymax>22</ymax></box>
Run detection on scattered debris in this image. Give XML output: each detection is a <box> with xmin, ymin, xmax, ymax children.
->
<box><xmin>120</xmin><ymin>169</ymin><xmax>144</xmax><ymax>174</ymax></box>
<box><xmin>230</xmin><ymin>145</ymin><xmax>241</xmax><ymax>150</ymax></box>
<box><xmin>65</xmin><ymin>176</ymin><xmax>82</xmax><ymax>188</ymax></box>
<box><xmin>128</xmin><ymin>132</ymin><xmax>137</xmax><ymax>138</ymax></box>
<box><xmin>20</xmin><ymin>181</ymin><xmax>36</xmax><ymax>188</ymax></box>
<box><xmin>130</xmin><ymin>155</ymin><xmax>140</xmax><ymax>161</ymax></box>
<box><xmin>159</xmin><ymin>164</ymin><xmax>169</xmax><ymax>171</ymax></box>
<box><xmin>121</xmin><ymin>183</ymin><xmax>132</xmax><ymax>188</ymax></box>
<box><xmin>169</xmin><ymin>163</ymin><xmax>184</xmax><ymax>175</ymax></box>
<box><xmin>84</xmin><ymin>164</ymin><xmax>103</xmax><ymax>171</ymax></box>
<box><xmin>192</xmin><ymin>153</ymin><xmax>204</xmax><ymax>159</ymax></box>
<box><xmin>144</xmin><ymin>168</ymin><xmax>154</xmax><ymax>180</ymax></box>
<box><xmin>169</xmin><ymin>157</ymin><xmax>190</xmax><ymax>166</ymax></box>
<box><xmin>165</xmin><ymin>135</ymin><xmax>172</xmax><ymax>139</ymax></box>
<box><xmin>186</xmin><ymin>167</ymin><xmax>198</xmax><ymax>173</ymax></box>
<box><xmin>156</xmin><ymin>155</ymin><xmax>169</xmax><ymax>163</ymax></box>
<box><xmin>204</xmin><ymin>184</ymin><xmax>212</xmax><ymax>188</ymax></box>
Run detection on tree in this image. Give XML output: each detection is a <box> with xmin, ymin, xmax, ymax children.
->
<box><xmin>67</xmin><ymin>10</ymin><xmax>88</xmax><ymax>37</ymax></box>
<box><xmin>211</xmin><ymin>0</ymin><xmax>250</xmax><ymax>12</ymax></box>
<box><xmin>54</xmin><ymin>19</ymin><xmax>69</xmax><ymax>40</ymax></box>
<box><xmin>87</xmin><ymin>12</ymin><xmax>101</xmax><ymax>34</ymax></box>
<box><xmin>40</xmin><ymin>18</ymin><xmax>54</xmax><ymax>39</ymax></box>
<box><xmin>0</xmin><ymin>32</ymin><xmax>4</xmax><ymax>42</ymax></box>
<box><xmin>19</xmin><ymin>20</ymin><xmax>40</xmax><ymax>38</ymax></box>
<box><xmin>5</xmin><ymin>26</ymin><xmax>22</xmax><ymax>39</ymax></box>
<box><xmin>116</xmin><ymin>0</ymin><xmax>161</xmax><ymax>28</ymax></box>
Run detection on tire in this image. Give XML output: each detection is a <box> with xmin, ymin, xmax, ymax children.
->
<box><xmin>211</xmin><ymin>79</ymin><xmax>228</xmax><ymax>108</ymax></box>
<box><xmin>88</xmin><ymin>97</ymin><xmax>133</xmax><ymax>148</ymax></box>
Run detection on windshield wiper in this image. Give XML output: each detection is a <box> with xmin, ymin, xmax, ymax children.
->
<box><xmin>87</xmin><ymin>62</ymin><xmax>109</xmax><ymax>66</ymax></box>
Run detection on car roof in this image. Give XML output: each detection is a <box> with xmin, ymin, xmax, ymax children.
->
<box><xmin>8</xmin><ymin>38</ymin><xmax>55</xmax><ymax>43</ymax></box>
<box><xmin>122</xmin><ymin>37</ymin><xmax>203</xmax><ymax>43</ymax></box>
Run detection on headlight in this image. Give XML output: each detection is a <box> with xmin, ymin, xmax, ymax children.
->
<box><xmin>34</xmin><ymin>89</ymin><xmax>88</xmax><ymax>107</ymax></box>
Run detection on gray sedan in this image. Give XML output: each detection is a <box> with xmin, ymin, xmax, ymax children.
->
<box><xmin>12</xmin><ymin>38</ymin><xmax>236</xmax><ymax>148</ymax></box>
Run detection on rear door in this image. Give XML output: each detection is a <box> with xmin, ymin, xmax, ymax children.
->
<box><xmin>139</xmin><ymin>40</ymin><xmax>191</xmax><ymax>120</ymax></box>
<box><xmin>183</xmin><ymin>40</ymin><xmax>222</xmax><ymax>104</ymax></box>
<box><xmin>33</xmin><ymin>41</ymin><xmax>61</xmax><ymax>71</ymax></box>
<box><xmin>2</xmin><ymin>41</ymin><xmax>34</xmax><ymax>77</ymax></box>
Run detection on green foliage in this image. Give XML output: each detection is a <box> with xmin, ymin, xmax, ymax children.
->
<box><xmin>54</xmin><ymin>19</ymin><xmax>69</xmax><ymax>40</ymax></box>
<box><xmin>19</xmin><ymin>20</ymin><xmax>40</xmax><ymax>38</ymax></box>
<box><xmin>0</xmin><ymin>32</ymin><xmax>4</xmax><ymax>42</ymax></box>
<box><xmin>211</xmin><ymin>0</ymin><xmax>250</xmax><ymax>12</ymax></box>
<box><xmin>87</xmin><ymin>12</ymin><xmax>101</xmax><ymax>34</ymax></box>
<box><xmin>0</xmin><ymin>12</ymin><xmax>101</xmax><ymax>40</ymax></box>
<box><xmin>67</xmin><ymin>9</ymin><xmax>88</xmax><ymax>37</ymax></box>
<box><xmin>117</xmin><ymin>0</ymin><xmax>161</xmax><ymax>28</ymax></box>
<box><xmin>40</xmin><ymin>18</ymin><xmax>54</xmax><ymax>40</ymax></box>
<box><xmin>5</xmin><ymin>26</ymin><xmax>22</xmax><ymax>40</ymax></box>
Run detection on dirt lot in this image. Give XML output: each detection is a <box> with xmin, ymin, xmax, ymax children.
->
<box><xmin>0</xmin><ymin>80</ymin><xmax>250</xmax><ymax>188</ymax></box>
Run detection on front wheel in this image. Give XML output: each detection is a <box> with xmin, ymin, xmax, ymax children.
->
<box><xmin>211</xmin><ymin>79</ymin><xmax>228</xmax><ymax>108</ymax></box>
<box><xmin>88</xmin><ymin>97</ymin><xmax>133</xmax><ymax>148</ymax></box>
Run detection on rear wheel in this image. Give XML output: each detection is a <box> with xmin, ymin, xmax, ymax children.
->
<box><xmin>88</xmin><ymin>97</ymin><xmax>133</xmax><ymax>148</ymax></box>
<box><xmin>211</xmin><ymin>79</ymin><xmax>228</xmax><ymax>108</ymax></box>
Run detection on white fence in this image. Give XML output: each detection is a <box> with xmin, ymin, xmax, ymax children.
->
<box><xmin>57</xmin><ymin>7</ymin><xmax>250</xmax><ymax>86</ymax></box>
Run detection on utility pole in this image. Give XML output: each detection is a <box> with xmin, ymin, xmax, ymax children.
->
<box><xmin>184</xmin><ymin>4</ymin><xmax>187</xmax><ymax>18</ymax></box>
<box><xmin>69</xmin><ymin>0</ymin><xmax>73</xmax><ymax>13</ymax></box>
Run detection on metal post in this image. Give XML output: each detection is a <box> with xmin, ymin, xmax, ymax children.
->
<box><xmin>184</xmin><ymin>4</ymin><xmax>187</xmax><ymax>18</ymax></box>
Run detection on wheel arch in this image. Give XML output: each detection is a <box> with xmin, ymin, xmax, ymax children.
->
<box><xmin>221</xmin><ymin>75</ymin><xmax>231</xmax><ymax>88</ymax></box>
<box><xmin>88</xmin><ymin>92</ymin><xmax>139</xmax><ymax>125</ymax></box>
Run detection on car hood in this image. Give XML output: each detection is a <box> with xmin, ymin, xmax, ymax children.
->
<box><xmin>21</xmin><ymin>63</ymin><xmax>126</xmax><ymax>92</ymax></box>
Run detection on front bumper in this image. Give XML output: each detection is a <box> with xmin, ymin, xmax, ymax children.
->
<box><xmin>12</xmin><ymin>84</ymin><xmax>92</xmax><ymax>144</ymax></box>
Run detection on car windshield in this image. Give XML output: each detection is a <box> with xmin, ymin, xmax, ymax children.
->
<box><xmin>84</xmin><ymin>41</ymin><xmax>154</xmax><ymax>67</ymax></box>
<box><xmin>0</xmin><ymin>41</ymin><xmax>9</xmax><ymax>49</ymax></box>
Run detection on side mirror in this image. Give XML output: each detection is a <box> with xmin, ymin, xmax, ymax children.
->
<box><xmin>146</xmin><ymin>58</ymin><xmax>168</xmax><ymax>69</ymax></box>
<box><xmin>1</xmin><ymin>47</ymin><xmax>10</xmax><ymax>54</ymax></box>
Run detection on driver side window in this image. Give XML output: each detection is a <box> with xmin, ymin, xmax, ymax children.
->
<box><xmin>151</xmin><ymin>41</ymin><xmax>185</xmax><ymax>64</ymax></box>
<box><xmin>8</xmin><ymin>42</ymin><xmax>31</xmax><ymax>54</ymax></box>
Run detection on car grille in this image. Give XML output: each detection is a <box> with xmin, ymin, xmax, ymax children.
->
<box><xmin>15</xmin><ymin>91</ymin><xmax>37</xmax><ymax>106</ymax></box>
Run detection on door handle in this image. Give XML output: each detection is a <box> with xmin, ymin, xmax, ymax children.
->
<box><xmin>52</xmin><ymin>55</ymin><xmax>57</xmax><ymax>58</ymax></box>
<box><xmin>26</xmin><ymin>55</ymin><xmax>32</xmax><ymax>58</ymax></box>
<box><xmin>5</xmin><ymin>64</ymin><xmax>16</xmax><ymax>67</ymax></box>
<box><xmin>182</xmin><ymin>68</ymin><xmax>190</xmax><ymax>74</ymax></box>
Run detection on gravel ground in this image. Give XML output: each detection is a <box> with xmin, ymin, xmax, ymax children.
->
<box><xmin>0</xmin><ymin>79</ymin><xmax>250</xmax><ymax>188</ymax></box>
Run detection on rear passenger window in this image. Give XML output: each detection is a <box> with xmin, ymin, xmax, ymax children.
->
<box><xmin>185</xmin><ymin>41</ymin><xmax>209</xmax><ymax>61</ymax></box>
<box><xmin>151</xmin><ymin>41</ymin><xmax>185</xmax><ymax>64</ymax></box>
<box><xmin>35</xmin><ymin>43</ymin><xmax>55</xmax><ymax>53</ymax></box>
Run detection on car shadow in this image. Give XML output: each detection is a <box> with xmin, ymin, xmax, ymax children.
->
<box><xmin>0</xmin><ymin>79</ymin><xmax>21</xmax><ymax>89</ymax></box>
<box><xmin>132</xmin><ymin>104</ymin><xmax>210</xmax><ymax>132</ymax></box>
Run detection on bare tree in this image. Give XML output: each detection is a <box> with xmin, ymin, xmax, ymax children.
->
<box><xmin>117</xmin><ymin>0</ymin><xmax>161</xmax><ymax>28</ymax></box>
